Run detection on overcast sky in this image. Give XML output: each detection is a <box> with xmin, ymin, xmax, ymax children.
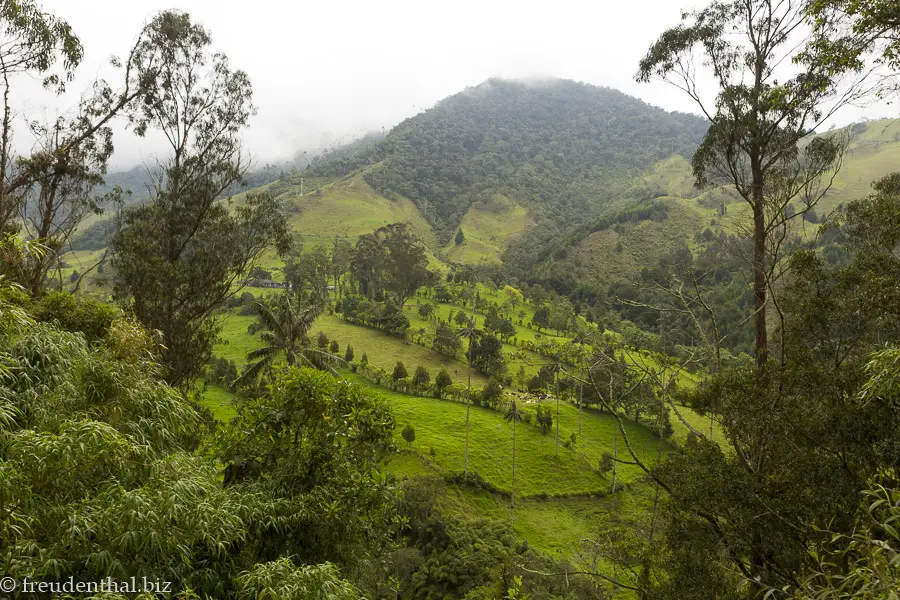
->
<box><xmin>17</xmin><ymin>0</ymin><xmax>900</xmax><ymax>169</ymax></box>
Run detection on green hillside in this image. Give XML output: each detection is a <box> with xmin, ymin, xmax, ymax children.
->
<box><xmin>308</xmin><ymin>78</ymin><xmax>708</xmax><ymax>248</ymax></box>
<box><xmin>444</xmin><ymin>194</ymin><xmax>535</xmax><ymax>264</ymax></box>
<box><xmin>280</xmin><ymin>171</ymin><xmax>436</xmax><ymax>248</ymax></box>
<box><xmin>536</xmin><ymin>118</ymin><xmax>900</xmax><ymax>295</ymax></box>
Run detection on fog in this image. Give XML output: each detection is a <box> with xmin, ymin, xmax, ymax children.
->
<box><xmin>15</xmin><ymin>0</ymin><xmax>900</xmax><ymax>170</ymax></box>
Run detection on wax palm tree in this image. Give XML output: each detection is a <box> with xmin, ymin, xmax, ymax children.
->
<box><xmin>572</xmin><ymin>329</ymin><xmax>593</xmax><ymax>436</ymax></box>
<box><xmin>504</xmin><ymin>398</ymin><xmax>523</xmax><ymax>524</ymax></box>
<box><xmin>545</xmin><ymin>351</ymin><xmax>565</xmax><ymax>457</ymax></box>
<box><xmin>236</xmin><ymin>294</ymin><xmax>341</xmax><ymax>386</ymax></box>
<box><xmin>456</xmin><ymin>285</ymin><xmax>479</xmax><ymax>476</ymax></box>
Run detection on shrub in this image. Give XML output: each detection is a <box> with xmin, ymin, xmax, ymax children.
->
<box><xmin>317</xmin><ymin>332</ymin><xmax>329</xmax><ymax>349</ymax></box>
<box><xmin>435</xmin><ymin>368</ymin><xmax>453</xmax><ymax>397</ymax></box>
<box><xmin>401</xmin><ymin>423</ymin><xmax>416</xmax><ymax>446</ymax></box>
<box><xmin>344</xmin><ymin>345</ymin><xmax>354</xmax><ymax>362</ymax></box>
<box><xmin>480</xmin><ymin>378</ymin><xmax>504</xmax><ymax>408</ymax></box>
<box><xmin>35</xmin><ymin>292</ymin><xmax>119</xmax><ymax>342</ymax></box>
<box><xmin>412</xmin><ymin>365</ymin><xmax>430</xmax><ymax>389</ymax></box>
<box><xmin>329</xmin><ymin>340</ymin><xmax>339</xmax><ymax>353</ymax></box>
<box><xmin>392</xmin><ymin>361</ymin><xmax>408</xmax><ymax>381</ymax></box>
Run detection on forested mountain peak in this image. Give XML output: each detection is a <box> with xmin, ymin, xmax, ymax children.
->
<box><xmin>306</xmin><ymin>78</ymin><xmax>709</xmax><ymax>247</ymax></box>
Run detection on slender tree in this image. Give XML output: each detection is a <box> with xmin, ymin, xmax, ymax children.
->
<box><xmin>457</xmin><ymin>283</ymin><xmax>478</xmax><ymax>475</ymax></box>
<box><xmin>636</xmin><ymin>0</ymin><xmax>861</xmax><ymax>367</ymax></box>
<box><xmin>0</xmin><ymin>0</ymin><xmax>82</xmax><ymax>239</ymax></box>
<box><xmin>504</xmin><ymin>398</ymin><xmax>523</xmax><ymax>524</ymax></box>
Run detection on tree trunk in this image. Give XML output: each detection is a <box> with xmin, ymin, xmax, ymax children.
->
<box><xmin>555</xmin><ymin>370</ymin><xmax>560</xmax><ymax>457</ymax></box>
<box><xmin>751</xmin><ymin>163</ymin><xmax>768</xmax><ymax>368</ymax></box>
<box><xmin>511</xmin><ymin>418</ymin><xmax>516</xmax><ymax>525</ymax></box>
<box><xmin>611</xmin><ymin>378</ymin><xmax>617</xmax><ymax>493</ymax></box>
<box><xmin>578</xmin><ymin>382</ymin><xmax>583</xmax><ymax>435</ymax></box>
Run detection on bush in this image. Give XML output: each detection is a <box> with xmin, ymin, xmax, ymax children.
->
<box><xmin>35</xmin><ymin>292</ymin><xmax>119</xmax><ymax>342</ymax></box>
<box><xmin>360</xmin><ymin>353</ymin><xmax>368</xmax><ymax>367</ymax></box>
<box><xmin>435</xmin><ymin>368</ymin><xmax>453</xmax><ymax>397</ymax></box>
<box><xmin>393</xmin><ymin>361</ymin><xmax>408</xmax><ymax>381</ymax></box>
<box><xmin>344</xmin><ymin>345</ymin><xmax>354</xmax><ymax>362</ymax></box>
<box><xmin>329</xmin><ymin>340</ymin><xmax>339</xmax><ymax>353</ymax></box>
<box><xmin>480</xmin><ymin>377</ymin><xmax>504</xmax><ymax>408</ymax></box>
<box><xmin>412</xmin><ymin>365</ymin><xmax>430</xmax><ymax>389</ymax></box>
<box><xmin>317</xmin><ymin>332</ymin><xmax>329</xmax><ymax>349</ymax></box>
<box><xmin>401</xmin><ymin>423</ymin><xmax>416</xmax><ymax>446</ymax></box>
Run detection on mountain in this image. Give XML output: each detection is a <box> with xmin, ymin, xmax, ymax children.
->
<box><xmin>306</xmin><ymin>78</ymin><xmax>709</xmax><ymax>251</ymax></box>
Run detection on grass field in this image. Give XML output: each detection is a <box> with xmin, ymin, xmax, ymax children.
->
<box><xmin>354</xmin><ymin>374</ymin><xmax>665</xmax><ymax>498</ymax></box>
<box><xmin>311</xmin><ymin>314</ymin><xmax>487</xmax><ymax>387</ymax></box>
<box><xmin>199</xmin><ymin>382</ymin><xmax>238</xmax><ymax>421</ymax></box>
<box><xmin>442</xmin><ymin>194</ymin><xmax>535</xmax><ymax>265</ymax></box>
<box><xmin>282</xmin><ymin>171</ymin><xmax>436</xmax><ymax>248</ymax></box>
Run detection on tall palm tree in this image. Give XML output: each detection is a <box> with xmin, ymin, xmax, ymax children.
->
<box><xmin>504</xmin><ymin>398</ymin><xmax>523</xmax><ymax>524</ymax></box>
<box><xmin>546</xmin><ymin>352</ymin><xmax>565</xmax><ymax>457</ymax></box>
<box><xmin>236</xmin><ymin>294</ymin><xmax>341</xmax><ymax>386</ymax></box>
<box><xmin>456</xmin><ymin>284</ymin><xmax>478</xmax><ymax>475</ymax></box>
<box><xmin>572</xmin><ymin>329</ymin><xmax>592</xmax><ymax>436</ymax></box>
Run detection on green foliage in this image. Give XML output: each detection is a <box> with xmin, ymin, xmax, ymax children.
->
<box><xmin>530</xmin><ymin>306</ymin><xmax>549</xmax><ymax>331</ymax></box>
<box><xmin>235</xmin><ymin>559</ymin><xmax>363</xmax><ymax>600</ymax></box>
<box><xmin>34</xmin><ymin>291</ymin><xmax>119</xmax><ymax>342</ymax></box>
<box><xmin>219</xmin><ymin>367</ymin><xmax>396</xmax><ymax>567</ymax></box>
<box><xmin>455</xmin><ymin>228</ymin><xmax>465</xmax><ymax>245</ymax></box>
<box><xmin>112</xmin><ymin>175</ymin><xmax>289</xmax><ymax>387</ymax></box>
<box><xmin>285</xmin><ymin>245</ymin><xmax>331</xmax><ymax>309</ymax></box>
<box><xmin>534</xmin><ymin>405</ymin><xmax>553</xmax><ymax>435</ymax></box>
<box><xmin>238</xmin><ymin>295</ymin><xmax>340</xmax><ymax>385</ymax></box>
<box><xmin>392</xmin><ymin>361</ymin><xmax>408</xmax><ymax>381</ymax></box>
<box><xmin>412</xmin><ymin>365</ymin><xmax>430</xmax><ymax>389</ymax></box>
<box><xmin>337</xmin><ymin>295</ymin><xmax>411</xmax><ymax>337</ymax></box>
<box><xmin>646</xmin><ymin>213</ymin><xmax>900</xmax><ymax>597</ymax></box>
<box><xmin>401</xmin><ymin>423</ymin><xmax>416</xmax><ymax>447</ymax></box>
<box><xmin>433</xmin><ymin>323</ymin><xmax>462</xmax><ymax>358</ymax></box>
<box><xmin>638</xmin><ymin>0</ymin><xmax>848</xmax><ymax>365</ymax></box>
<box><xmin>309</xmin><ymin>78</ymin><xmax>706</xmax><ymax>252</ymax></box>
<box><xmin>480</xmin><ymin>377</ymin><xmax>504</xmax><ymax>408</ymax></box>
<box><xmin>435</xmin><ymin>368</ymin><xmax>453</xmax><ymax>396</ymax></box>
<box><xmin>805</xmin><ymin>0</ymin><xmax>900</xmax><ymax>82</ymax></box>
<box><xmin>110</xmin><ymin>13</ymin><xmax>291</xmax><ymax>385</ymax></box>
<box><xmin>344</xmin><ymin>344</ymin><xmax>354</xmax><ymax>363</ymax></box>
<box><xmin>417</xmin><ymin>302</ymin><xmax>435</xmax><ymax>319</ymax></box>
<box><xmin>387</xmin><ymin>476</ymin><xmax>596</xmax><ymax>600</ymax></box>
<box><xmin>468</xmin><ymin>332</ymin><xmax>505</xmax><ymax>377</ymax></box>
<box><xmin>351</xmin><ymin>222</ymin><xmax>431</xmax><ymax>308</ymax></box>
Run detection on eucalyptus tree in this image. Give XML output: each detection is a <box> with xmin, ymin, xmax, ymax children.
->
<box><xmin>805</xmin><ymin>0</ymin><xmax>900</xmax><ymax>86</ymax></box>
<box><xmin>0</xmin><ymin>0</ymin><xmax>81</xmax><ymax>239</ymax></box>
<box><xmin>0</xmin><ymin>2</ymin><xmax>174</xmax><ymax>295</ymax></box>
<box><xmin>111</xmin><ymin>11</ymin><xmax>290</xmax><ymax>385</ymax></box>
<box><xmin>636</xmin><ymin>0</ymin><xmax>863</xmax><ymax>367</ymax></box>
